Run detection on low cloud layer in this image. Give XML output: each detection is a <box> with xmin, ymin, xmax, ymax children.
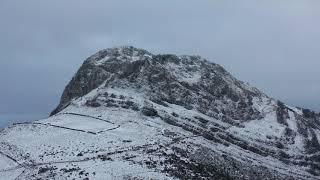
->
<box><xmin>1</xmin><ymin>0</ymin><xmax>319</xmax><ymax>115</ymax></box>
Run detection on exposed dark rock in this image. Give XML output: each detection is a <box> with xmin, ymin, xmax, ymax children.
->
<box><xmin>85</xmin><ymin>100</ymin><xmax>101</xmax><ymax>107</ymax></box>
<box><xmin>276</xmin><ymin>101</ymin><xmax>289</xmax><ymax>126</ymax></box>
<box><xmin>194</xmin><ymin>116</ymin><xmax>209</xmax><ymax>124</ymax></box>
<box><xmin>303</xmin><ymin>108</ymin><xmax>317</xmax><ymax>119</ymax></box>
<box><xmin>50</xmin><ymin>64</ymin><xmax>110</xmax><ymax>116</ymax></box>
<box><xmin>305</xmin><ymin>130</ymin><xmax>320</xmax><ymax>154</ymax></box>
<box><xmin>141</xmin><ymin>106</ymin><xmax>158</xmax><ymax>117</ymax></box>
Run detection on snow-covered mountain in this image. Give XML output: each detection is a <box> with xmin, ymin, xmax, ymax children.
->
<box><xmin>1</xmin><ymin>46</ymin><xmax>319</xmax><ymax>179</ymax></box>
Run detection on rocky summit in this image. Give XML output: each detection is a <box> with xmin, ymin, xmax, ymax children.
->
<box><xmin>1</xmin><ymin>46</ymin><xmax>319</xmax><ymax>179</ymax></box>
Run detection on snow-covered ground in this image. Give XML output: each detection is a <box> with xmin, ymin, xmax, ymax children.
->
<box><xmin>0</xmin><ymin>86</ymin><xmax>318</xmax><ymax>179</ymax></box>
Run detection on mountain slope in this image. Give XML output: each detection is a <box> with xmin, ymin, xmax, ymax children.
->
<box><xmin>1</xmin><ymin>46</ymin><xmax>319</xmax><ymax>179</ymax></box>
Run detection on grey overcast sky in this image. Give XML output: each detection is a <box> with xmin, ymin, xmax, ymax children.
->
<box><xmin>0</xmin><ymin>0</ymin><xmax>319</xmax><ymax>116</ymax></box>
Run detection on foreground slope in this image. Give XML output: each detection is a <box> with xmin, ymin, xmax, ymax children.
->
<box><xmin>1</xmin><ymin>46</ymin><xmax>319</xmax><ymax>179</ymax></box>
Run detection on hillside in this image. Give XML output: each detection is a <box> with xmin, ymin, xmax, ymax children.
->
<box><xmin>1</xmin><ymin>46</ymin><xmax>319</xmax><ymax>179</ymax></box>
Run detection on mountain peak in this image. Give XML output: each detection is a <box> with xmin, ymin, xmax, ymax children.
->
<box><xmin>86</xmin><ymin>46</ymin><xmax>153</xmax><ymax>65</ymax></box>
<box><xmin>3</xmin><ymin>47</ymin><xmax>318</xmax><ymax>179</ymax></box>
<box><xmin>51</xmin><ymin>46</ymin><xmax>263</xmax><ymax>120</ymax></box>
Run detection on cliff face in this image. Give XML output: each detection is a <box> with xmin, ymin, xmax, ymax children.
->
<box><xmin>1</xmin><ymin>46</ymin><xmax>319</xmax><ymax>179</ymax></box>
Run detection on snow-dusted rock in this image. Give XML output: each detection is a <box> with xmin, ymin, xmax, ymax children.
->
<box><xmin>1</xmin><ymin>46</ymin><xmax>319</xmax><ymax>179</ymax></box>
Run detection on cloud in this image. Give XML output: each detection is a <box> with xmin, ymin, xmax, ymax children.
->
<box><xmin>0</xmin><ymin>0</ymin><xmax>319</xmax><ymax>114</ymax></box>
